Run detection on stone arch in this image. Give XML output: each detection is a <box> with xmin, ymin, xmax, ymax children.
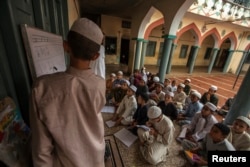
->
<box><xmin>174</xmin><ymin>23</ymin><xmax>201</xmax><ymax>46</ymax></box>
<box><xmin>144</xmin><ymin>18</ymin><xmax>164</xmax><ymax>39</ymax></box>
<box><xmin>201</xmin><ymin>28</ymin><xmax>220</xmax><ymax>48</ymax></box>
<box><xmin>219</xmin><ymin>32</ymin><xmax>237</xmax><ymax>50</ymax></box>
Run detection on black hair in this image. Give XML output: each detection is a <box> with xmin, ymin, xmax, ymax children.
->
<box><xmin>138</xmin><ymin>92</ymin><xmax>149</xmax><ymax>102</ymax></box>
<box><xmin>67</xmin><ymin>31</ymin><xmax>100</xmax><ymax>60</ymax></box>
<box><xmin>213</xmin><ymin>123</ymin><xmax>230</xmax><ymax>136</ymax></box>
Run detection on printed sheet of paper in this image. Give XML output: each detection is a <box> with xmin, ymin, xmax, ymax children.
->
<box><xmin>105</xmin><ymin>120</ymin><xmax>116</xmax><ymax>128</ymax></box>
<box><xmin>114</xmin><ymin>128</ymin><xmax>138</xmax><ymax>147</ymax></box>
<box><xmin>101</xmin><ymin>106</ymin><xmax>115</xmax><ymax>113</ymax></box>
<box><xmin>179</xmin><ymin>127</ymin><xmax>187</xmax><ymax>138</ymax></box>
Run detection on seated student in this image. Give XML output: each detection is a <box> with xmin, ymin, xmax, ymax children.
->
<box><xmin>112</xmin><ymin>85</ymin><xmax>137</xmax><ymax>126</ymax></box>
<box><xmin>218</xmin><ymin>95</ymin><xmax>236</xmax><ymax>117</ymax></box>
<box><xmin>148</xmin><ymin>76</ymin><xmax>159</xmax><ymax>92</ymax></box>
<box><xmin>163</xmin><ymin>78</ymin><xmax>172</xmax><ymax>93</ymax></box>
<box><xmin>177</xmin><ymin>91</ymin><xmax>203</xmax><ymax>126</ymax></box>
<box><xmin>170</xmin><ymin>79</ymin><xmax>177</xmax><ymax>93</ymax></box>
<box><xmin>150</xmin><ymin>82</ymin><xmax>165</xmax><ymax>104</ymax></box>
<box><xmin>106</xmin><ymin>73</ymin><xmax>116</xmax><ymax>102</ymax></box>
<box><xmin>129</xmin><ymin>69</ymin><xmax>142</xmax><ymax>87</ymax></box>
<box><xmin>157</xmin><ymin>92</ymin><xmax>178</xmax><ymax>121</ymax></box>
<box><xmin>173</xmin><ymin>83</ymin><xmax>187</xmax><ymax>111</ymax></box>
<box><xmin>136</xmin><ymin>77</ymin><xmax>149</xmax><ymax>97</ymax></box>
<box><xmin>111</xmin><ymin>79</ymin><xmax>129</xmax><ymax>107</ymax></box>
<box><xmin>184</xmin><ymin>123</ymin><xmax>235</xmax><ymax>166</ymax></box>
<box><xmin>137</xmin><ymin>106</ymin><xmax>175</xmax><ymax>165</ymax></box>
<box><xmin>129</xmin><ymin>92</ymin><xmax>149</xmax><ymax>135</ymax></box>
<box><xmin>112</xmin><ymin>71</ymin><xmax>124</xmax><ymax>88</ymax></box>
<box><xmin>183</xmin><ymin>78</ymin><xmax>191</xmax><ymax>96</ymax></box>
<box><xmin>200</xmin><ymin>85</ymin><xmax>219</xmax><ymax>106</ymax></box>
<box><xmin>178</xmin><ymin>102</ymin><xmax>218</xmax><ymax>146</ymax></box>
<box><xmin>183</xmin><ymin>89</ymin><xmax>197</xmax><ymax>110</ymax></box>
<box><xmin>227</xmin><ymin>116</ymin><xmax>250</xmax><ymax>150</ymax></box>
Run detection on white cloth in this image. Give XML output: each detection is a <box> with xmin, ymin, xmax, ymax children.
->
<box><xmin>90</xmin><ymin>45</ymin><xmax>105</xmax><ymax>79</ymax></box>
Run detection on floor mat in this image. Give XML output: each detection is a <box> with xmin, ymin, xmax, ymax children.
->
<box><xmin>105</xmin><ymin>135</ymin><xmax>124</xmax><ymax>167</ymax></box>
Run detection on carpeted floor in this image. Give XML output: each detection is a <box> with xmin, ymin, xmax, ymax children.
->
<box><xmin>103</xmin><ymin>112</ymin><xmax>193</xmax><ymax>167</ymax></box>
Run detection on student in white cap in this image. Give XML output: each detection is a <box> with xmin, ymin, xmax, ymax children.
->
<box><xmin>111</xmin><ymin>79</ymin><xmax>129</xmax><ymax>107</ymax></box>
<box><xmin>30</xmin><ymin>18</ymin><xmax>106</xmax><ymax>167</ymax></box>
<box><xmin>113</xmin><ymin>85</ymin><xmax>137</xmax><ymax>126</ymax></box>
<box><xmin>112</xmin><ymin>70</ymin><xmax>124</xmax><ymax>88</ymax></box>
<box><xmin>179</xmin><ymin>102</ymin><xmax>218</xmax><ymax>149</ymax></box>
<box><xmin>137</xmin><ymin>106</ymin><xmax>175</xmax><ymax>165</ymax></box>
<box><xmin>163</xmin><ymin>78</ymin><xmax>172</xmax><ymax>93</ymax></box>
<box><xmin>150</xmin><ymin>82</ymin><xmax>166</xmax><ymax>103</ymax></box>
<box><xmin>148</xmin><ymin>75</ymin><xmax>160</xmax><ymax>92</ymax></box>
<box><xmin>200</xmin><ymin>85</ymin><xmax>219</xmax><ymax>106</ymax></box>
<box><xmin>173</xmin><ymin>83</ymin><xmax>187</xmax><ymax>110</ymax></box>
<box><xmin>177</xmin><ymin>91</ymin><xmax>203</xmax><ymax>126</ymax></box>
<box><xmin>157</xmin><ymin>92</ymin><xmax>178</xmax><ymax>121</ymax></box>
<box><xmin>183</xmin><ymin>78</ymin><xmax>191</xmax><ymax>96</ymax></box>
<box><xmin>227</xmin><ymin>116</ymin><xmax>250</xmax><ymax>150</ymax></box>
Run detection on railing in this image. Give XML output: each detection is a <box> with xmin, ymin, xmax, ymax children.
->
<box><xmin>188</xmin><ymin>0</ymin><xmax>250</xmax><ymax>27</ymax></box>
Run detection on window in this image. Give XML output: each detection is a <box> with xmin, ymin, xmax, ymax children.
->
<box><xmin>204</xmin><ymin>47</ymin><xmax>212</xmax><ymax>59</ymax></box>
<box><xmin>122</xmin><ymin>20</ymin><xmax>131</xmax><ymax>29</ymax></box>
<box><xmin>146</xmin><ymin>41</ymin><xmax>157</xmax><ymax>57</ymax></box>
<box><xmin>105</xmin><ymin>37</ymin><xmax>117</xmax><ymax>54</ymax></box>
<box><xmin>179</xmin><ymin>45</ymin><xmax>188</xmax><ymax>58</ymax></box>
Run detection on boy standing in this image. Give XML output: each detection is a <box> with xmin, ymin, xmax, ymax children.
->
<box><xmin>30</xmin><ymin>18</ymin><xmax>106</xmax><ymax>167</ymax></box>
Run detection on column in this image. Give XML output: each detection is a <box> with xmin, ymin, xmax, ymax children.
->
<box><xmin>188</xmin><ymin>46</ymin><xmax>199</xmax><ymax>74</ymax></box>
<box><xmin>235</xmin><ymin>51</ymin><xmax>248</xmax><ymax>75</ymax></box>
<box><xmin>140</xmin><ymin>40</ymin><xmax>148</xmax><ymax>69</ymax></box>
<box><xmin>207</xmin><ymin>48</ymin><xmax>219</xmax><ymax>73</ymax></box>
<box><xmin>166</xmin><ymin>43</ymin><xmax>177</xmax><ymax>74</ymax></box>
<box><xmin>224</xmin><ymin>66</ymin><xmax>250</xmax><ymax>125</ymax></box>
<box><xmin>158</xmin><ymin>35</ymin><xmax>176</xmax><ymax>82</ymax></box>
<box><xmin>222</xmin><ymin>50</ymin><xmax>234</xmax><ymax>73</ymax></box>
<box><xmin>133</xmin><ymin>38</ymin><xmax>143</xmax><ymax>70</ymax></box>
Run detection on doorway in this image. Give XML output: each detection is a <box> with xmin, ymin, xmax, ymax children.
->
<box><xmin>120</xmin><ymin>38</ymin><xmax>129</xmax><ymax>65</ymax></box>
<box><xmin>217</xmin><ymin>49</ymin><xmax>229</xmax><ymax>69</ymax></box>
<box><xmin>186</xmin><ymin>46</ymin><xmax>195</xmax><ymax>67</ymax></box>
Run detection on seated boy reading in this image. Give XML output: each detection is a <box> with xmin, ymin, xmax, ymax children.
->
<box><xmin>227</xmin><ymin>116</ymin><xmax>250</xmax><ymax>150</ymax></box>
<box><xmin>183</xmin><ymin>123</ymin><xmax>235</xmax><ymax>166</ymax></box>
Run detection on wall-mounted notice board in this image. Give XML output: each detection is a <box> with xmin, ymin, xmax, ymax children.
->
<box><xmin>21</xmin><ymin>24</ymin><xmax>66</xmax><ymax>80</ymax></box>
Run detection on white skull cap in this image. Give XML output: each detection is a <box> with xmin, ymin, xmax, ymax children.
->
<box><xmin>153</xmin><ymin>76</ymin><xmax>160</xmax><ymax>83</ymax></box>
<box><xmin>236</xmin><ymin>116</ymin><xmax>250</xmax><ymax>127</ymax></box>
<box><xmin>210</xmin><ymin>85</ymin><xmax>218</xmax><ymax>91</ymax></box>
<box><xmin>129</xmin><ymin>85</ymin><xmax>137</xmax><ymax>92</ymax></box>
<box><xmin>70</xmin><ymin>18</ymin><xmax>103</xmax><ymax>45</ymax></box>
<box><xmin>192</xmin><ymin>91</ymin><xmax>201</xmax><ymax>99</ymax></box>
<box><xmin>147</xmin><ymin>106</ymin><xmax>162</xmax><ymax>119</ymax></box>
<box><xmin>205</xmin><ymin>102</ymin><xmax>217</xmax><ymax>111</ymax></box>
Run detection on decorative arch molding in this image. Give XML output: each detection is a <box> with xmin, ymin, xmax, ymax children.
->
<box><xmin>245</xmin><ymin>43</ymin><xmax>250</xmax><ymax>51</ymax></box>
<box><xmin>144</xmin><ymin>18</ymin><xmax>164</xmax><ymax>39</ymax></box>
<box><xmin>138</xmin><ymin>6</ymin><xmax>162</xmax><ymax>38</ymax></box>
<box><xmin>201</xmin><ymin>28</ymin><xmax>220</xmax><ymax>48</ymax></box>
<box><xmin>174</xmin><ymin>23</ymin><xmax>201</xmax><ymax>45</ymax></box>
<box><xmin>219</xmin><ymin>32</ymin><xmax>238</xmax><ymax>50</ymax></box>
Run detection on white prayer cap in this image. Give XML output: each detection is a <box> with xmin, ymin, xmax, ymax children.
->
<box><xmin>210</xmin><ymin>85</ymin><xmax>218</xmax><ymax>91</ymax></box>
<box><xmin>192</xmin><ymin>91</ymin><xmax>201</xmax><ymax>99</ymax></box>
<box><xmin>129</xmin><ymin>85</ymin><xmax>137</xmax><ymax>92</ymax></box>
<box><xmin>147</xmin><ymin>106</ymin><xmax>162</xmax><ymax>119</ymax></box>
<box><xmin>157</xmin><ymin>82</ymin><xmax>164</xmax><ymax>88</ymax></box>
<box><xmin>166</xmin><ymin>92</ymin><xmax>174</xmax><ymax>98</ymax></box>
<box><xmin>153</xmin><ymin>76</ymin><xmax>160</xmax><ymax>83</ymax></box>
<box><xmin>185</xmin><ymin>78</ymin><xmax>191</xmax><ymax>83</ymax></box>
<box><xmin>124</xmin><ymin>80</ymin><xmax>130</xmax><ymax>86</ymax></box>
<box><xmin>236</xmin><ymin>116</ymin><xmax>250</xmax><ymax>127</ymax></box>
<box><xmin>110</xmin><ymin>73</ymin><xmax>116</xmax><ymax>77</ymax></box>
<box><xmin>117</xmin><ymin>71</ymin><xmax>123</xmax><ymax>75</ymax></box>
<box><xmin>178</xmin><ymin>83</ymin><xmax>185</xmax><ymax>88</ymax></box>
<box><xmin>70</xmin><ymin>18</ymin><xmax>103</xmax><ymax>45</ymax></box>
<box><xmin>205</xmin><ymin>102</ymin><xmax>217</xmax><ymax>111</ymax></box>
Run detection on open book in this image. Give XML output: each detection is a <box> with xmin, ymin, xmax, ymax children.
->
<box><xmin>136</xmin><ymin>125</ymin><xmax>150</xmax><ymax>131</ymax></box>
<box><xmin>184</xmin><ymin>150</ymin><xmax>200</xmax><ymax>165</ymax></box>
<box><xmin>114</xmin><ymin>128</ymin><xmax>138</xmax><ymax>147</ymax></box>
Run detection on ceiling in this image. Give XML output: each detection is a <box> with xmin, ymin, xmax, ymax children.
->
<box><xmin>78</xmin><ymin>0</ymin><xmax>145</xmax><ymax>18</ymax></box>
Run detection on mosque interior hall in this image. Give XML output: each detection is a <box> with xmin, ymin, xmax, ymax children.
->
<box><xmin>0</xmin><ymin>0</ymin><xmax>250</xmax><ymax>166</ymax></box>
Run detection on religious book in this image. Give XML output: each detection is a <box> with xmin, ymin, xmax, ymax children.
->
<box><xmin>114</xmin><ymin>128</ymin><xmax>138</xmax><ymax>147</ymax></box>
<box><xmin>136</xmin><ymin>125</ymin><xmax>151</xmax><ymax>131</ymax></box>
<box><xmin>184</xmin><ymin>150</ymin><xmax>200</xmax><ymax>165</ymax></box>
